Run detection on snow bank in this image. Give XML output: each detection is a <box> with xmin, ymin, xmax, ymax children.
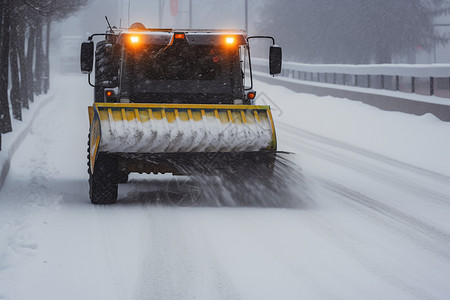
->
<box><xmin>0</xmin><ymin>92</ymin><xmax>56</xmax><ymax>191</ymax></box>
<box><xmin>255</xmin><ymin>71</ymin><xmax>450</xmax><ymax>106</ymax></box>
<box><xmin>255</xmin><ymin>80</ymin><xmax>450</xmax><ymax>176</ymax></box>
<box><xmin>254</xmin><ymin>58</ymin><xmax>450</xmax><ymax>77</ymax></box>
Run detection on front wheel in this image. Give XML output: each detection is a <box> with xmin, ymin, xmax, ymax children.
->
<box><xmin>117</xmin><ymin>171</ymin><xmax>129</xmax><ymax>184</ymax></box>
<box><xmin>89</xmin><ymin>153</ymin><xmax>119</xmax><ymax>205</ymax></box>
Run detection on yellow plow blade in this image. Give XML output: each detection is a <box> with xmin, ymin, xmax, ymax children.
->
<box><xmin>89</xmin><ymin>103</ymin><xmax>276</xmax><ymax>171</ymax></box>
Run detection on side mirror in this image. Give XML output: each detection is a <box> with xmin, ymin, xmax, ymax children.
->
<box><xmin>80</xmin><ymin>41</ymin><xmax>94</xmax><ymax>74</ymax></box>
<box><xmin>269</xmin><ymin>46</ymin><xmax>282</xmax><ymax>75</ymax></box>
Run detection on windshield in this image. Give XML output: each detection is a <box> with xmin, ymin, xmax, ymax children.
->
<box><xmin>120</xmin><ymin>42</ymin><xmax>244</xmax><ymax>103</ymax></box>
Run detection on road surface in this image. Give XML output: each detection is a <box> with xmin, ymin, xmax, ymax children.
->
<box><xmin>0</xmin><ymin>74</ymin><xmax>449</xmax><ymax>300</ymax></box>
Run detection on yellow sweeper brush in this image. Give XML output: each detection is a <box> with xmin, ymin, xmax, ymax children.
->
<box><xmin>88</xmin><ymin>103</ymin><xmax>277</xmax><ymax>173</ymax></box>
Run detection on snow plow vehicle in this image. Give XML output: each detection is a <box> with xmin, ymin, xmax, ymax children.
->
<box><xmin>80</xmin><ymin>22</ymin><xmax>282</xmax><ymax>204</ymax></box>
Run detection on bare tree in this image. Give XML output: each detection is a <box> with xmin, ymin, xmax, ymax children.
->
<box><xmin>259</xmin><ymin>0</ymin><xmax>450</xmax><ymax>64</ymax></box>
<box><xmin>0</xmin><ymin>0</ymin><xmax>89</xmax><ymax>150</ymax></box>
<box><xmin>0</xmin><ymin>0</ymin><xmax>12</xmax><ymax>139</ymax></box>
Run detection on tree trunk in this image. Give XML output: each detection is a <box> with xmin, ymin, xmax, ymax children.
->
<box><xmin>17</xmin><ymin>20</ymin><xmax>29</xmax><ymax>109</ymax></box>
<box><xmin>10</xmin><ymin>23</ymin><xmax>22</xmax><ymax>121</ymax></box>
<box><xmin>27</xmin><ymin>23</ymin><xmax>35</xmax><ymax>103</ymax></box>
<box><xmin>43</xmin><ymin>17</ymin><xmax>51</xmax><ymax>94</ymax></box>
<box><xmin>0</xmin><ymin>0</ymin><xmax>12</xmax><ymax>135</ymax></box>
<box><xmin>34</xmin><ymin>16</ymin><xmax>44</xmax><ymax>95</ymax></box>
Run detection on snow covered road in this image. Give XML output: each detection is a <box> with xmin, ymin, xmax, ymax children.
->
<box><xmin>0</xmin><ymin>75</ymin><xmax>449</xmax><ymax>299</ymax></box>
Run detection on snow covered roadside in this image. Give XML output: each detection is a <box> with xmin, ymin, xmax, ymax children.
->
<box><xmin>0</xmin><ymin>89</ymin><xmax>57</xmax><ymax>191</ymax></box>
<box><xmin>254</xmin><ymin>80</ymin><xmax>450</xmax><ymax>177</ymax></box>
<box><xmin>255</xmin><ymin>71</ymin><xmax>450</xmax><ymax>107</ymax></box>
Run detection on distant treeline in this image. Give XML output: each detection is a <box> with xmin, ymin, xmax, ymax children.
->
<box><xmin>258</xmin><ymin>0</ymin><xmax>450</xmax><ymax>64</ymax></box>
<box><xmin>0</xmin><ymin>0</ymin><xmax>88</xmax><ymax>150</ymax></box>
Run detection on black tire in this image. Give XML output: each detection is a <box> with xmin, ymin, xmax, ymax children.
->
<box><xmin>117</xmin><ymin>172</ymin><xmax>129</xmax><ymax>184</ymax></box>
<box><xmin>89</xmin><ymin>153</ymin><xmax>119</xmax><ymax>205</ymax></box>
<box><xmin>87</xmin><ymin>135</ymin><xmax>118</xmax><ymax>205</ymax></box>
<box><xmin>94</xmin><ymin>40</ymin><xmax>118</xmax><ymax>102</ymax></box>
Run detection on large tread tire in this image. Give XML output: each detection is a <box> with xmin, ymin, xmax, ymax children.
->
<box><xmin>94</xmin><ymin>40</ymin><xmax>118</xmax><ymax>102</ymax></box>
<box><xmin>117</xmin><ymin>172</ymin><xmax>129</xmax><ymax>184</ymax></box>
<box><xmin>89</xmin><ymin>153</ymin><xmax>119</xmax><ymax>205</ymax></box>
<box><xmin>87</xmin><ymin>135</ymin><xmax>118</xmax><ymax>205</ymax></box>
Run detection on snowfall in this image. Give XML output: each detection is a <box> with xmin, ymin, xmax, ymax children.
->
<box><xmin>0</xmin><ymin>69</ymin><xmax>449</xmax><ymax>299</ymax></box>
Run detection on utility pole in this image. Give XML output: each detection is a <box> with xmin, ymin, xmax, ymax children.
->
<box><xmin>245</xmin><ymin>0</ymin><xmax>248</xmax><ymax>33</ymax></box>
<box><xmin>434</xmin><ymin>1</ymin><xmax>437</xmax><ymax>63</ymax></box>
<box><xmin>159</xmin><ymin>0</ymin><xmax>162</xmax><ymax>28</ymax></box>
<box><xmin>127</xmin><ymin>0</ymin><xmax>131</xmax><ymax>27</ymax></box>
<box><xmin>433</xmin><ymin>24</ymin><xmax>450</xmax><ymax>63</ymax></box>
<box><xmin>189</xmin><ymin>0</ymin><xmax>192</xmax><ymax>29</ymax></box>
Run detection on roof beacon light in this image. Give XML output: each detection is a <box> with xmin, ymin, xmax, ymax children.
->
<box><xmin>130</xmin><ymin>36</ymin><xmax>139</xmax><ymax>44</ymax></box>
<box><xmin>226</xmin><ymin>37</ymin><xmax>235</xmax><ymax>44</ymax></box>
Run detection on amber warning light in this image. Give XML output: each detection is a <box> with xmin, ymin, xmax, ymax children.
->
<box><xmin>226</xmin><ymin>37</ymin><xmax>235</xmax><ymax>44</ymax></box>
<box><xmin>175</xmin><ymin>33</ymin><xmax>185</xmax><ymax>39</ymax></box>
<box><xmin>130</xmin><ymin>36</ymin><xmax>139</xmax><ymax>43</ymax></box>
<box><xmin>247</xmin><ymin>92</ymin><xmax>256</xmax><ymax>100</ymax></box>
<box><xmin>104</xmin><ymin>89</ymin><xmax>116</xmax><ymax>101</ymax></box>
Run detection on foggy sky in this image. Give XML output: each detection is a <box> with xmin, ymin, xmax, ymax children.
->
<box><xmin>53</xmin><ymin>0</ymin><xmax>450</xmax><ymax>63</ymax></box>
<box><xmin>58</xmin><ymin>0</ymin><xmax>264</xmax><ymax>38</ymax></box>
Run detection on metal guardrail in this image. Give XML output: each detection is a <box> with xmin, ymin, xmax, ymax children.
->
<box><xmin>252</xmin><ymin>58</ymin><xmax>450</xmax><ymax>99</ymax></box>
